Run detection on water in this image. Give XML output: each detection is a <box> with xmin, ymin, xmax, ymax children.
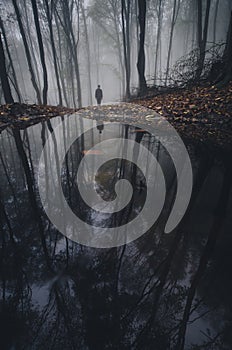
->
<box><xmin>0</xmin><ymin>111</ymin><xmax>232</xmax><ymax>350</ymax></box>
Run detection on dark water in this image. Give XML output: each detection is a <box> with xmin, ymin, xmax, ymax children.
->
<box><xmin>0</xmin><ymin>113</ymin><xmax>232</xmax><ymax>350</ymax></box>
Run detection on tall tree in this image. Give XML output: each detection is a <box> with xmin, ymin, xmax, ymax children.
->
<box><xmin>22</xmin><ymin>0</ymin><xmax>42</xmax><ymax>92</ymax></box>
<box><xmin>55</xmin><ymin>0</ymin><xmax>82</xmax><ymax>108</ymax></box>
<box><xmin>12</xmin><ymin>0</ymin><xmax>42</xmax><ymax>104</ymax></box>
<box><xmin>31</xmin><ymin>0</ymin><xmax>48</xmax><ymax>105</ymax></box>
<box><xmin>137</xmin><ymin>0</ymin><xmax>147</xmax><ymax>94</ymax></box>
<box><xmin>44</xmin><ymin>0</ymin><xmax>63</xmax><ymax>105</ymax></box>
<box><xmin>0</xmin><ymin>33</ymin><xmax>14</xmax><ymax>103</ymax></box>
<box><xmin>165</xmin><ymin>0</ymin><xmax>180</xmax><ymax>86</ymax></box>
<box><xmin>154</xmin><ymin>0</ymin><xmax>163</xmax><ymax>85</ymax></box>
<box><xmin>196</xmin><ymin>0</ymin><xmax>211</xmax><ymax>80</ymax></box>
<box><xmin>213</xmin><ymin>0</ymin><xmax>220</xmax><ymax>45</ymax></box>
<box><xmin>0</xmin><ymin>15</ymin><xmax>21</xmax><ymax>102</ymax></box>
<box><xmin>54</xmin><ymin>11</ymin><xmax>69</xmax><ymax>106</ymax></box>
<box><xmin>121</xmin><ymin>0</ymin><xmax>131</xmax><ymax>98</ymax></box>
<box><xmin>80</xmin><ymin>0</ymin><xmax>93</xmax><ymax>105</ymax></box>
<box><xmin>217</xmin><ymin>11</ymin><xmax>232</xmax><ymax>85</ymax></box>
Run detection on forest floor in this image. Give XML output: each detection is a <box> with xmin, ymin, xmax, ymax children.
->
<box><xmin>132</xmin><ymin>82</ymin><xmax>232</xmax><ymax>150</ymax></box>
<box><xmin>0</xmin><ymin>103</ymin><xmax>77</xmax><ymax>131</ymax></box>
<box><xmin>0</xmin><ymin>83</ymin><xmax>232</xmax><ymax>150</ymax></box>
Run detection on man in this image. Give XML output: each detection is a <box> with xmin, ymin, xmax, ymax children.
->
<box><xmin>95</xmin><ymin>85</ymin><xmax>103</xmax><ymax>106</ymax></box>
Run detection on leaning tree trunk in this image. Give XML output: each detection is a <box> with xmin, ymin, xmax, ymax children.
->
<box><xmin>31</xmin><ymin>0</ymin><xmax>48</xmax><ymax>105</ymax></box>
<box><xmin>23</xmin><ymin>0</ymin><xmax>42</xmax><ymax>92</ymax></box>
<box><xmin>12</xmin><ymin>0</ymin><xmax>42</xmax><ymax>104</ymax></box>
<box><xmin>137</xmin><ymin>0</ymin><xmax>147</xmax><ymax>94</ymax></box>
<box><xmin>0</xmin><ymin>33</ymin><xmax>14</xmax><ymax>104</ymax></box>
<box><xmin>0</xmin><ymin>16</ymin><xmax>21</xmax><ymax>102</ymax></box>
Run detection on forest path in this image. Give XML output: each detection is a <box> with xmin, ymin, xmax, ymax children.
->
<box><xmin>0</xmin><ymin>96</ymin><xmax>231</xmax><ymax>150</ymax></box>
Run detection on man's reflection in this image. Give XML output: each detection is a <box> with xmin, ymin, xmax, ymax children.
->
<box><xmin>97</xmin><ymin>120</ymin><xmax>104</xmax><ymax>134</ymax></box>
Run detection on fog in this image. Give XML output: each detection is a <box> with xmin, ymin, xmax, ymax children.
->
<box><xmin>0</xmin><ymin>0</ymin><xmax>231</xmax><ymax>106</ymax></box>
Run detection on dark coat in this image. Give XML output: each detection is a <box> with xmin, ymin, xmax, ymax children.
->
<box><xmin>95</xmin><ymin>88</ymin><xmax>103</xmax><ymax>100</ymax></box>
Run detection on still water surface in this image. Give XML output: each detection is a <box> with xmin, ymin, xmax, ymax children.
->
<box><xmin>0</xmin><ymin>111</ymin><xmax>232</xmax><ymax>349</ymax></box>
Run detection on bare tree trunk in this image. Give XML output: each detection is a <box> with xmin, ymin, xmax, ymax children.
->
<box><xmin>137</xmin><ymin>0</ymin><xmax>147</xmax><ymax>94</ymax></box>
<box><xmin>154</xmin><ymin>0</ymin><xmax>163</xmax><ymax>85</ymax></box>
<box><xmin>126</xmin><ymin>0</ymin><xmax>131</xmax><ymax>92</ymax></box>
<box><xmin>31</xmin><ymin>0</ymin><xmax>48</xmax><ymax>105</ymax></box>
<box><xmin>55</xmin><ymin>0</ymin><xmax>82</xmax><ymax>107</ymax></box>
<box><xmin>112</xmin><ymin>1</ymin><xmax>125</xmax><ymax>98</ymax></box>
<box><xmin>213</xmin><ymin>0</ymin><xmax>220</xmax><ymax>45</ymax></box>
<box><xmin>0</xmin><ymin>16</ymin><xmax>21</xmax><ymax>102</ymax></box>
<box><xmin>12</xmin><ymin>0</ymin><xmax>42</xmax><ymax>104</ymax></box>
<box><xmin>54</xmin><ymin>12</ymin><xmax>69</xmax><ymax>106</ymax></box>
<box><xmin>216</xmin><ymin>11</ymin><xmax>232</xmax><ymax>85</ymax></box>
<box><xmin>196</xmin><ymin>0</ymin><xmax>211</xmax><ymax>81</ymax></box>
<box><xmin>121</xmin><ymin>0</ymin><xmax>131</xmax><ymax>98</ymax></box>
<box><xmin>22</xmin><ymin>0</ymin><xmax>42</xmax><ymax>92</ymax></box>
<box><xmin>165</xmin><ymin>0</ymin><xmax>180</xmax><ymax>86</ymax></box>
<box><xmin>80</xmin><ymin>1</ymin><xmax>93</xmax><ymax>105</ymax></box>
<box><xmin>44</xmin><ymin>0</ymin><xmax>63</xmax><ymax>105</ymax></box>
<box><xmin>0</xmin><ymin>33</ymin><xmax>14</xmax><ymax>104</ymax></box>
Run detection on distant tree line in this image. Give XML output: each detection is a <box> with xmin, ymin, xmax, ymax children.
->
<box><xmin>0</xmin><ymin>0</ymin><xmax>232</xmax><ymax>105</ymax></box>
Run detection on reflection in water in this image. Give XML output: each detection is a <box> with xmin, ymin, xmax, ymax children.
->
<box><xmin>0</xmin><ymin>114</ymin><xmax>232</xmax><ymax>349</ymax></box>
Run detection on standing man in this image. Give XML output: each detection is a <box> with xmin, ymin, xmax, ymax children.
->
<box><xmin>95</xmin><ymin>85</ymin><xmax>103</xmax><ymax>106</ymax></box>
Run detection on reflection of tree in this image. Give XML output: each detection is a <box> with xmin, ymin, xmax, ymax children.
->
<box><xmin>0</xmin><ymin>150</ymin><xmax>21</xmax><ymax>217</ymax></box>
<box><xmin>46</xmin><ymin>120</ymin><xmax>70</xmax><ymax>265</ymax></box>
<box><xmin>0</xmin><ymin>190</ymin><xmax>38</xmax><ymax>349</ymax></box>
<box><xmin>13</xmin><ymin>129</ymin><xmax>51</xmax><ymax>269</ymax></box>
<box><xmin>1</xmin><ymin>121</ymin><xmax>232</xmax><ymax>349</ymax></box>
<box><xmin>176</xmin><ymin>157</ymin><xmax>232</xmax><ymax>350</ymax></box>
